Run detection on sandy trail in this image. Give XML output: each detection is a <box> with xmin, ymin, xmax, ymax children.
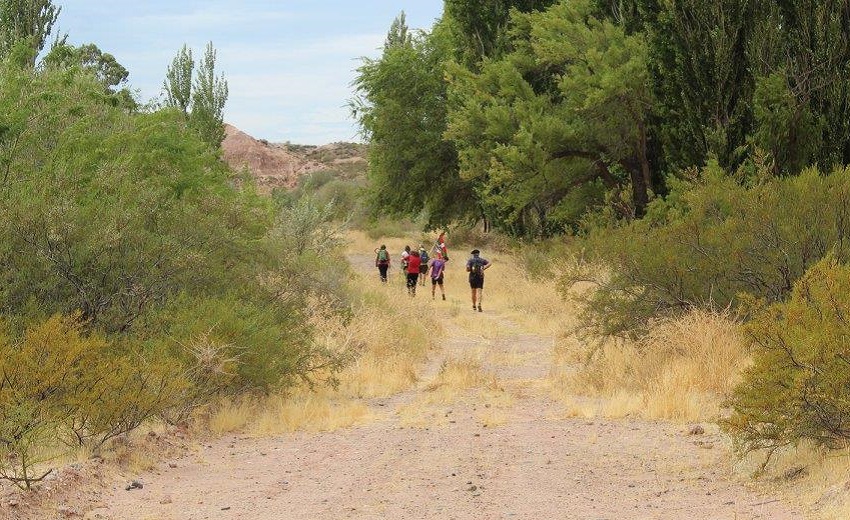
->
<box><xmin>87</xmin><ymin>304</ymin><xmax>802</xmax><ymax>520</ymax></box>
<box><xmin>71</xmin><ymin>255</ymin><xmax>804</xmax><ymax>519</ymax></box>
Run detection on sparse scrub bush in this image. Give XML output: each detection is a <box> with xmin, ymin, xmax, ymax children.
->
<box><xmin>566</xmin><ymin>164</ymin><xmax>850</xmax><ymax>338</ymax></box>
<box><xmin>726</xmin><ymin>256</ymin><xmax>850</xmax><ymax>456</ymax></box>
<box><xmin>362</xmin><ymin>217</ymin><xmax>425</xmax><ymax>240</ymax></box>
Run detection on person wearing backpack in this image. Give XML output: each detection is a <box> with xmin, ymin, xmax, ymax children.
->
<box><xmin>401</xmin><ymin>245</ymin><xmax>411</xmax><ymax>275</ymax></box>
<box><xmin>418</xmin><ymin>245</ymin><xmax>430</xmax><ymax>286</ymax></box>
<box><xmin>466</xmin><ymin>249</ymin><xmax>490</xmax><ymax>312</ymax></box>
<box><xmin>375</xmin><ymin>244</ymin><xmax>391</xmax><ymax>283</ymax></box>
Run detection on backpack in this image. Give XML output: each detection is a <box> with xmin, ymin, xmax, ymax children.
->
<box><xmin>377</xmin><ymin>249</ymin><xmax>389</xmax><ymax>262</ymax></box>
<box><xmin>470</xmin><ymin>259</ymin><xmax>484</xmax><ymax>276</ymax></box>
<box><xmin>420</xmin><ymin>250</ymin><xmax>429</xmax><ymax>264</ymax></box>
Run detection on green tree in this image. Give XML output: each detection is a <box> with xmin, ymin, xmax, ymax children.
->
<box><xmin>42</xmin><ymin>41</ymin><xmax>132</xmax><ymax>100</ymax></box>
<box><xmin>162</xmin><ymin>42</ymin><xmax>228</xmax><ymax>148</ymax></box>
<box><xmin>163</xmin><ymin>44</ymin><xmax>193</xmax><ymax>116</ymax></box>
<box><xmin>352</xmin><ymin>15</ymin><xmax>476</xmax><ymax>227</ymax></box>
<box><xmin>637</xmin><ymin>0</ymin><xmax>757</xmax><ymax>170</ymax></box>
<box><xmin>443</xmin><ymin>0</ymin><xmax>555</xmax><ymax>66</ymax></box>
<box><xmin>749</xmin><ymin>2</ymin><xmax>850</xmax><ymax>173</ymax></box>
<box><xmin>189</xmin><ymin>42</ymin><xmax>229</xmax><ymax>148</ymax></box>
<box><xmin>384</xmin><ymin>10</ymin><xmax>412</xmax><ymax>47</ymax></box>
<box><xmin>446</xmin><ymin>0</ymin><xmax>656</xmax><ymax>233</ymax></box>
<box><xmin>0</xmin><ymin>0</ymin><xmax>59</xmax><ymax>64</ymax></box>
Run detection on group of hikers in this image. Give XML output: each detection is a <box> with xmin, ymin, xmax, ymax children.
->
<box><xmin>374</xmin><ymin>232</ymin><xmax>491</xmax><ymax>312</ymax></box>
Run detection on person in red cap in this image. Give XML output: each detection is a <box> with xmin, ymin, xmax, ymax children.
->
<box><xmin>433</xmin><ymin>231</ymin><xmax>448</xmax><ymax>261</ymax></box>
<box><xmin>466</xmin><ymin>249</ymin><xmax>490</xmax><ymax>312</ymax></box>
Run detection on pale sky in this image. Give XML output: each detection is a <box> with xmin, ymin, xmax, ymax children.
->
<box><xmin>57</xmin><ymin>1</ymin><xmax>444</xmax><ymax>145</ymax></box>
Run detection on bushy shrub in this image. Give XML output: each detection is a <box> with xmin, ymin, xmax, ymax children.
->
<box><xmin>0</xmin><ymin>55</ymin><xmax>356</xmax><ymax>483</ymax></box>
<box><xmin>0</xmin><ymin>315</ymin><xmax>181</xmax><ymax>489</ymax></box>
<box><xmin>725</xmin><ymin>256</ymin><xmax>850</xmax><ymax>455</ymax></box>
<box><xmin>0</xmin><ymin>63</ymin><xmax>277</xmax><ymax>334</ymax></box>
<box><xmin>140</xmin><ymin>294</ymin><xmax>339</xmax><ymax>394</ymax></box>
<box><xmin>566</xmin><ymin>164</ymin><xmax>850</xmax><ymax>337</ymax></box>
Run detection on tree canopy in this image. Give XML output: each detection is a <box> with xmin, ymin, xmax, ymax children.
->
<box><xmin>354</xmin><ymin>0</ymin><xmax>850</xmax><ymax>236</ymax></box>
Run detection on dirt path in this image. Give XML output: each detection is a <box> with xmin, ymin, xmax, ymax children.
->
<box><xmin>70</xmin><ymin>255</ymin><xmax>804</xmax><ymax>519</ymax></box>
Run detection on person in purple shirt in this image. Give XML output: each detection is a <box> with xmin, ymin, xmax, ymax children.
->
<box><xmin>429</xmin><ymin>252</ymin><xmax>448</xmax><ymax>300</ymax></box>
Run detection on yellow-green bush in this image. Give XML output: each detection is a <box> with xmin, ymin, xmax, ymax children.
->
<box><xmin>726</xmin><ymin>256</ymin><xmax>850</xmax><ymax>456</ymax></box>
<box><xmin>0</xmin><ymin>315</ymin><xmax>182</xmax><ymax>489</ymax></box>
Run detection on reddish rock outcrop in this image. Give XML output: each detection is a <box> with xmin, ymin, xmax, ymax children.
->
<box><xmin>221</xmin><ymin>124</ymin><xmax>325</xmax><ymax>191</ymax></box>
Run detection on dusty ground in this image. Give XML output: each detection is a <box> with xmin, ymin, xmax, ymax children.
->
<box><xmin>5</xmin><ymin>257</ymin><xmax>806</xmax><ymax>520</ymax></box>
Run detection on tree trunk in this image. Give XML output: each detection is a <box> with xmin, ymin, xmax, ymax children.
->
<box><xmin>620</xmin><ymin>157</ymin><xmax>649</xmax><ymax>218</ymax></box>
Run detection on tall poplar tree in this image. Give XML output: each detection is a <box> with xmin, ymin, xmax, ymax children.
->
<box><xmin>162</xmin><ymin>42</ymin><xmax>228</xmax><ymax>149</ymax></box>
<box><xmin>0</xmin><ymin>0</ymin><xmax>60</xmax><ymax>64</ymax></box>
<box><xmin>163</xmin><ymin>44</ymin><xmax>193</xmax><ymax>116</ymax></box>
<box><xmin>190</xmin><ymin>42</ymin><xmax>229</xmax><ymax>149</ymax></box>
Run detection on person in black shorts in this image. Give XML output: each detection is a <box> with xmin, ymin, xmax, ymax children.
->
<box><xmin>406</xmin><ymin>250</ymin><xmax>421</xmax><ymax>296</ymax></box>
<box><xmin>375</xmin><ymin>244</ymin><xmax>391</xmax><ymax>283</ymax></box>
<box><xmin>430</xmin><ymin>252</ymin><xmax>447</xmax><ymax>300</ymax></box>
<box><xmin>466</xmin><ymin>249</ymin><xmax>490</xmax><ymax>312</ymax></box>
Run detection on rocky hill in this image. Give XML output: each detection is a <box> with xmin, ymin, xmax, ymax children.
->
<box><xmin>221</xmin><ymin>124</ymin><xmax>367</xmax><ymax>191</ymax></box>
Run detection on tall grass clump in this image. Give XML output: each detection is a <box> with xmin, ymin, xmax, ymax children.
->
<box><xmin>554</xmin><ymin>309</ymin><xmax>747</xmax><ymax>422</ymax></box>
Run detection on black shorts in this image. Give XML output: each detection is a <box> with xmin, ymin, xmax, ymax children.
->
<box><xmin>406</xmin><ymin>273</ymin><xmax>419</xmax><ymax>287</ymax></box>
<box><xmin>432</xmin><ymin>275</ymin><xmax>444</xmax><ymax>286</ymax></box>
<box><xmin>469</xmin><ymin>274</ymin><xmax>484</xmax><ymax>289</ymax></box>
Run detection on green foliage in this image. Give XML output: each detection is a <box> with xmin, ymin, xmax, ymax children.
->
<box><xmin>43</xmin><ymin>41</ymin><xmax>129</xmax><ymax>89</ymax></box>
<box><xmin>41</xmin><ymin>41</ymin><xmax>136</xmax><ymax>110</ymax></box>
<box><xmin>163</xmin><ymin>44</ymin><xmax>193</xmax><ymax>115</ymax></box>
<box><xmin>752</xmin><ymin>2</ymin><xmax>850</xmax><ymax>169</ymax></box>
<box><xmin>356</xmin><ymin>0</ymin><xmax>850</xmax><ymax>240</ymax></box>
<box><xmin>163</xmin><ymin>42</ymin><xmax>228</xmax><ymax>148</ymax></box>
<box><xmin>190</xmin><ymin>42</ymin><xmax>229</xmax><ymax>148</ymax></box>
<box><xmin>446</xmin><ymin>0</ymin><xmax>656</xmax><ymax>234</ymax></box>
<box><xmin>0</xmin><ymin>64</ymin><xmax>254</xmax><ymax>333</ymax></box>
<box><xmin>638</xmin><ymin>0</ymin><xmax>757</xmax><ymax>170</ymax></box>
<box><xmin>0</xmin><ymin>0</ymin><xmax>60</xmax><ymax>64</ymax></box>
<box><xmin>352</xmin><ymin>15</ymin><xmax>476</xmax><ymax>228</ymax></box>
<box><xmin>726</xmin><ymin>257</ymin><xmax>850</xmax><ymax>455</ymax></box>
<box><xmin>443</xmin><ymin>0</ymin><xmax>556</xmax><ymax>66</ymax></box>
<box><xmin>139</xmin><ymin>294</ymin><xmax>317</xmax><ymax>395</ymax></box>
<box><xmin>750</xmin><ymin>71</ymin><xmax>820</xmax><ymax>175</ymax></box>
<box><xmin>568</xmin><ymin>165</ymin><xmax>850</xmax><ymax>337</ymax></box>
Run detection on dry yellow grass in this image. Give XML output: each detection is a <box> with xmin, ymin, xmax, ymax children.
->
<box><xmin>396</xmin><ymin>356</ymin><xmax>515</xmax><ymax>428</ymax></box>
<box><xmin>552</xmin><ymin>308</ymin><xmax>748</xmax><ymax>422</ymax></box>
<box><xmin>203</xmin><ymin>238</ymin><xmax>443</xmax><ymax>436</ymax></box>
<box><xmin>422</xmin><ymin>357</ymin><xmax>487</xmax><ymax>402</ymax></box>
<box><xmin>207</xmin><ymin>389</ymin><xmax>372</xmax><ymax>436</ymax></box>
<box><xmin>252</xmin><ymin>392</ymin><xmax>372</xmax><ymax>435</ymax></box>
